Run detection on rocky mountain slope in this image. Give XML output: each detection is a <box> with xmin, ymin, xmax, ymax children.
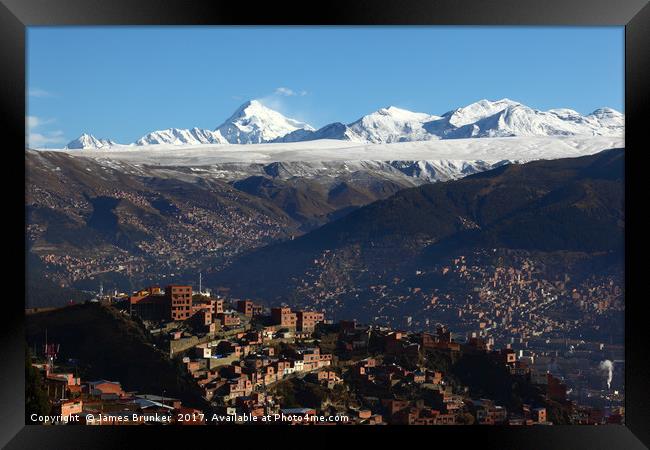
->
<box><xmin>210</xmin><ymin>148</ymin><xmax>624</xmax><ymax>307</ymax></box>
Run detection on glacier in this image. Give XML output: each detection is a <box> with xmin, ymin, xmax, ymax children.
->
<box><xmin>57</xmin><ymin>135</ymin><xmax>623</xmax><ymax>184</ymax></box>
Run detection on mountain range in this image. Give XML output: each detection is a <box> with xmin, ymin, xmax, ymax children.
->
<box><xmin>60</xmin><ymin>98</ymin><xmax>624</xmax><ymax>149</ymax></box>
<box><xmin>209</xmin><ymin>148</ymin><xmax>625</xmax><ymax>309</ymax></box>
<box><xmin>26</xmin><ymin>144</ymin><xmax>624</xmax><ymax>316</ymax></box>
<box><xmin>25</xmin><ymin>147</ymin><xmax>441</xmax><ymax>300</ymax></box>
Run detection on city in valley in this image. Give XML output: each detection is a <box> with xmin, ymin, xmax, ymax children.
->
<box><xmin>26</xmin><ymin>266</ymin><xmax>623</xmax><ymax>426</ymax></box>
<box><xmin>25</xmin><ymin>138</ymin><xmax>624</xmax><ymax>427</ymax></box>
<box><xmin>24</xmin><ymin>37</ymin><xmax>625</xmax><ymax>426</ymax></box>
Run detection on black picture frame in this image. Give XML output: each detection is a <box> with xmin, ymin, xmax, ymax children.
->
<box><xmin>2</xmin><ymin>0</ymin><xmax>648</xmax><ymax>448</ymax></box>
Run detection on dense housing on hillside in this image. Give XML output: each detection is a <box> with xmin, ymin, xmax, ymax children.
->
<box><xmin>28</xmin><ymin>279</ymin><xmax>624</xmax><ymax>426</ymax></box>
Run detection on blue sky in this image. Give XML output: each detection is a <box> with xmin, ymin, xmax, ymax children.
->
<box><xmin>27</xmin><ymin>26</ymin><xmax>624</xmax><ymax>147</ymax></box>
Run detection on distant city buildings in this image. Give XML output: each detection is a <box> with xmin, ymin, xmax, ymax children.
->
<box><xmin>29</xmin><ymin>276</ymin><xmax>623</xmax><ymax>426</ymax></box>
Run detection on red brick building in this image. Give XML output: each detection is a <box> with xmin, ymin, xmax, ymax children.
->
<box><xmin>167</xmin><ymin>285</ymin><xmax>193</xmax><ymax>321</ymax></box>
<box><xmin>129</xmin><ymin>287</ymin><xmax>170</xmax><ymax>322</ymax></box>
<box><xmin>237</xmin><ymin>300</ymin><xmax>263</xmax><ymax>317</ymax></box>
<box><xmin>271</xmin><ymin>307</ymin><xmax>297</xmax><ymax>328</ymax></box>
<box><xmin>296</xmin><ymin>311</ymin><xmax>325</xmax><ymax>332</ymax></box>
<box><xmin>215</xmin><ymin>312</ymin><xmax>241</xmax><ymax>327</ymax></box>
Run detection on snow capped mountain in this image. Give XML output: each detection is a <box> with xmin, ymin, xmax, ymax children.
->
<box><xmin>275</xmin><ymin>122</ymin><xmax>356</xmax><ymax>143</ymax></box>
<box><xmin>346</xmin><ymin>106</ymin><xmax>441</xmax><ymax>143</ymax></box>
<box><xmin>60</xmin><ymin>98</ymin><xmax>624</xmax><ymax>151</ymax></box>
<box><xmin>215</xmin><ymin>100</ymin><xmax>314</xmax><ymax>144</ymax></box>
<box><xmin>419</xmin><ymin>99</ymin><xmax>624</xmax><ymax>139</ymax></box>
<box><xmin>586</xmin><ymin>108</ymin><xmax>625</xmax><ymax>133</ymax></box>
<box><xmin>277</xmin><ymin>106</ymin><xmax>441</xmax><ymax>144</ymax></box>
<box><xmin>444</xmin><ymin>98</ymin><xmax>522</xmax><ymax>128</ymax></box>
<box><xmin>65</xmin><ymin>133</ymin><xmax>119</xmax><ymax>150</ymax></box>
<box><xmin>277</xmin><ymin>99</ymin><xmax>622</xmax><ymax>146</ymax></box>
<box><xmin>438</xmin><ymin>102</ymin><xmax>624</xmax><ymax>139</ymax></box>
<box><xmin>387</xmin><ymin>159</ymin><xmax>505</xmax><ymax>182</ymax></box>
<box><xmin>135</xmin><ymin>127</ymin><xmax>228</xmax><ymax>146</ymax></box>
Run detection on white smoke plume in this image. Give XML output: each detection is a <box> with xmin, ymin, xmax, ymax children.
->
<box><xmin>599</xmin><ymin>360</ymin><xmax>614</xmax><ymax>390</ymax></box>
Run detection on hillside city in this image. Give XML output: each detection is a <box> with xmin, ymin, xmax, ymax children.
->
<box><xmin>27</xmin><ymin>279</ymin><xmax>624</xmax><ymax>426</ymax></box>
<box><xmin>27</xmin><ymin>184</ymin><xmax>291</xmax><ymax>288</ymax></box>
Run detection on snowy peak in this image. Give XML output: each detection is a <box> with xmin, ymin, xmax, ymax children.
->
<box><xmin>373</xmin><ymin>105</ymin><xmax>436</xmax><ymax>121</ymax></box>
<box><xmin>215</xmin><ymin>99</ymin><xmax>314</xmax><ymax>144</ymax></box>
<box><xmin>227</xmin><ymin>99</ymin><xmax>274</xmax><ymax>120</ymax></box>
<box><xmin>587</xmin><ymin>107</ymin><xmax>624</xmax><ymax>127</ymax></box>
<box><xmin>65</xmin><ymin>133</ymin><xmax>118</xmax><ymax>150</ymax></box>
<box><xmin>135</xmin><ymin>127</ymin><xmax>227</xmax><ymax>146</ymax></box>
<box><xmin>589</xmin><ymin>107</ymin><xmax>622</xmax><ymax>117</ymax></box>
<box><xmin>584</xmin><ymin>108</ymin><xmax>624</xmax><ymax>135</ymax></box>
<box><xmin>428</xmin><ymin>100</ymin><xmax>624</xmax><ymax>139</ymax></box>
<box><xmin>278</xmin><ymin>106</ymin><xmax>441</xmax><ymax>144</ymax></box>
<box><xmin>274</xmin><ymin>122</ymin><xmax>356</xmax><ymax>143</ymax></box>
<box><xmin>448</xmin><ymin>104</ymin><xmax>580</xmax><ymax>138</ymax></box>
<box><xmin>443</xmin><ymin>98</ymin><xmax>522</xmax><ymax>128</ymax></box>
<box><xmin>346</xmin><ymin>106</ymin><xmax>441</xmax><ymax>143</ymax></box>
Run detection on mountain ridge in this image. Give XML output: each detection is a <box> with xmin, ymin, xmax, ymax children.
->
<box><xmin>208</xmin><ymin>148</ymin><xmax>624</xmax><ymax>301</ymax></box>
<box><xmin>59</xmin><ymin>98</ymin><xmax>624</xmax><ymax>150</ymax></box>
